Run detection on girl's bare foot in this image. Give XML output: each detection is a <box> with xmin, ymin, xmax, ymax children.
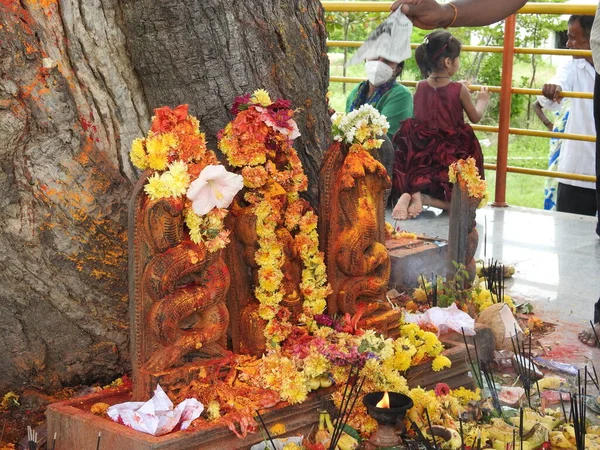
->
<box><xmin>407</xmin><ymin>192</ymin><xmax>423</xmax><ymax>218</ymax></box>
<box><xmin>422</xmin><ymin>193</ymin><xmax>450</xmax><ymax>211</ymax></box>
<box><xmin>578</xmin><ymin>322</ymin><xmax>600</xmax><ymax>347</ymax></box>
<box><xmin>392</xmin><ymin>193</ymin><xmax>411</xmax><ymax>220</ymax></box>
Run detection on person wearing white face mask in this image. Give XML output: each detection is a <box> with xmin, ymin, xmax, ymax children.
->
<box><xmin>345</xmin><ymin>56</ymin><xmax>414</xmax><ymax>140</ymax></box>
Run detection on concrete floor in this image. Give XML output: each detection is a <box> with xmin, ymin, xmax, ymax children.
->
<box><xmin>386</xmin><ymin>205</ymin><xmax>600</xmax><ymax>367</ymax></box>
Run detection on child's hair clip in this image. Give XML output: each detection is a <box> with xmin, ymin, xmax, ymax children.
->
<box><xmin>423</xmin><ymin>36</ymin><xmax>429</xmax><ymax>45</ymax></box>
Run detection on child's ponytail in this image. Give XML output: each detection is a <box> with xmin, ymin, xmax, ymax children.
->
<box><xmin>415</xmin><ymin>31</ymin><xmax>462</xmax><ymax>79</ymax></box>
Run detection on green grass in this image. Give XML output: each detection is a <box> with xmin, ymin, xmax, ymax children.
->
<box><xmin>328</xmin><ymin>52</ymin><xmax>556</xmax><ymax>210</ymax></box>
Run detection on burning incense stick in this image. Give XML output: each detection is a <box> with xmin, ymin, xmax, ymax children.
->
<box><xmin>96</xmin><ymin>432</ymin><xmax>102</xmax><ymax>450</ymax></box>
<box><xmin>51</xmin><ymin>432</ymin><xmax>56</xmax><ymax>450</ymax></box>
<box><xmin>330</xmin><ymin>376</ymin><xmax>365</xmax><ymax>450</ymax></box>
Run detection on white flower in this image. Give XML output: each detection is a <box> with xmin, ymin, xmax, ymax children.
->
<box><xmin>186</xmin><ymin>165</ymin><xmax>244</xmax><ymax>216</ymax></box>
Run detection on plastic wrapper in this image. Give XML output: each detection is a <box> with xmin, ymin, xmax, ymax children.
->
<box><xmin>107</xmin><ymin>384</ymin><xmax>204</xmax><ymax>436</ymax></box>
<box><xmin>405</xmin><ymin>303</ymin><xmax>475</xmax><ymax>336</ymax></box>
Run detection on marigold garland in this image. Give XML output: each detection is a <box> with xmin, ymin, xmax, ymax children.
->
<box><xmin>218</xmin><ymin>90</ymin><xmax>331</xmax><ymax>345</ymax></box>
<box><xmin>130</xmin><ymin>105</ymin><xmax>241</xmax><ymax>252</ymax></box>
<box><xmin>448</xmin><ymin>157</ymin><xmax>488</xmax><ymax>207</ymax></box>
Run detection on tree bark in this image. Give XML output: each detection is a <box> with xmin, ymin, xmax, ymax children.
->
<box><xmin>0</xmin><ymin>0</ymin><xmax>328</xmax><ymax>392</ymax></box>
<box><xmin>120</xmin><ymin>0</ymin><xmax>330</xmax><ymax>203</ymax></box>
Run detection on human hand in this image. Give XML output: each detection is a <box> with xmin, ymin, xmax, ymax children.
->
<box><xmin>390</xmin><ymin>0</ymin><xmax>451</xmax><ymax>29</ymax></box>
<box><xmin>545</xmin><ymin>121</ymin><xmax>554</xmax><ymax>132</ymax></box>
<box><xmin>476</xmin><ymin>86</ymin><xmax>490</xmax><ymax>104</ymax></box>
<box><xmin>542</xmin><ymin>84</ymin><xmax>562</xmax><ymax>103</ymax></box>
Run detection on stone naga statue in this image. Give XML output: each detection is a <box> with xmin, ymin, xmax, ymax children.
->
<box><xmin>319</xmin><ymin>140</ymin><xmax>401</xmax><ymax>336</ymax></box>
<box><xmin>128</xmin><ymin>105</ymin><xmax>240</xmax><ymax>399</ymax></box>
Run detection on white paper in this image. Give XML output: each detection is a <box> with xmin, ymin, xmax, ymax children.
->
<box><xmin>107</xmin><ymin>384</ymin><xmax>204</xmax><ymax>436</ymax></box>
<box><xmin>347</xmin><ymin>10</ymin><xmax>413</xmax><ymax>66</ymax></box>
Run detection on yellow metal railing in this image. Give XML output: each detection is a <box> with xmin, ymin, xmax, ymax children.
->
<box><xmin>328</xmin><ymin>41</ymin><xmax>593</xmax><ymax>59</ymax></box>
<box><xmin>324</xmin><ymin>2</ymin><xmax>597</xmax><ymax>205</ymax></box>
<box><xmin>321</xmin><ymin>1</ymin><xmax>596</xmax><ymax>14</ymax></box>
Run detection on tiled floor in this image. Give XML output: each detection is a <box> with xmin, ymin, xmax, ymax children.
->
<box><xmin>386</xmin><ymin>205</ymin><xmax>600</xmax><ymax>367</ymax></box>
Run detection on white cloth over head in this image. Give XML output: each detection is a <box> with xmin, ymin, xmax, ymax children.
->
<box><xmin>347</xmin><ymin>10</ymin><xmax>413</xmax><ymax>66</ymax></box>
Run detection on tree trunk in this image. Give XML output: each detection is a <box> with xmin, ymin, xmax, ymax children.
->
<box><xmin>0</xmin><ymin>0</ymin><xmax>329</xmax><ymax>393</ymax></box>
<box><xmin>120</xmin><ymin>0</ymin><xmax>330</xmax><ymax>203</ymax></box>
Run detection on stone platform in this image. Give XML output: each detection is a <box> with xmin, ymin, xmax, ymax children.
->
<box><xmin>387</xmin><ymin>236</ymin><xmax>448</xmax><ymax>289</ymax></box>
<box><xmin>47</xmin><ymin>386</ymin><xmax>323</xmax><ymax>450</ymax></box>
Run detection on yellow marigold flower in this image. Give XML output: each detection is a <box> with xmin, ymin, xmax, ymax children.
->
<box><xmin>206</xmin><ymin>400</ymin><xmax>221</xmax><ymax>421</ymax></box>
<box><xmin>270</xmin><ymin>423</ymin><xmax>287</xmax><ymax>436</ymax></box>
<box><xmin>303</xmin><ymin>353</ymin><xmax>329</xmax><ymax>379</ymax></box>
<box><xmin>432</xmin><ymin>355</ymin><xmax>452</xmax><ymax>371</ymax></box>
<box><xmin>251</xmin><ymin>89</ymin><xmax>272</xmax><ymax>107</ymax></box>
<box><xmin>146</xmin><ymin>133</ymin><xmax>177</xmax><ymax>171</ymax></box>
<box><xmin>144</xmin><ymin>173</ymin><xmax>171</xmax><ymax>200</ymax></box>
<box><xmin>282</xmin><ymin>444</ymin><xmax>302</xmax><ymax>450</ymax></box>
<box><xmin>90</xmin><ymin>402</ymin><xmax>110</xmax><ymax>416</ymax></box>
<box><xmin>130</xmin><ymin>138</ymin><xmax>148</xmax><ymax>169</ymax></box>
<box><xmin>167</xmin><ymin>161</ymin><xmax>190</xmax><ymax>194</ymax></box>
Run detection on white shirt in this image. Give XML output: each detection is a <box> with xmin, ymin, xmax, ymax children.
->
<box><xmin>592</xmin><ymin>2</ymin><xmax>600</xmax><ymax>73</ymax></box>
<box><xmin>537</xmin><ymin>59</ymin><xmax>596</xmax><ymax>189</ymax></box>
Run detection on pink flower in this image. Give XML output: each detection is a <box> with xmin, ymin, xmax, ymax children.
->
<box><xmin>434</xmin><ymin>382</ymin><xmax>451</xmax><ymax>397</ymax></box>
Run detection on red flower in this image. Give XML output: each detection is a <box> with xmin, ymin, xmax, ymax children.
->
<box><xmin>151</xmin><ymin>104</ymin><xmax>189</xmax><ymax>133</ymax></box>
<box><xmin>434</xmin><ymin>382</ymin><xmax>451</xmax><ymax>397</ymax></box>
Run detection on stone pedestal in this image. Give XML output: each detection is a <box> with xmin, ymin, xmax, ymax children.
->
<box><xmin>405</xmin><ymin>335</ymin><xmax>477</xmax><ymax>391</ymax></box>
<box><xmin>47</xmin><ymin>387</ymin><xmax>324</xmax><ymax>450</ymax></box>
<box><xmin>387</xmin><ymin>237</ymin><xmax>448</xmax><ymax>289</ymax></box>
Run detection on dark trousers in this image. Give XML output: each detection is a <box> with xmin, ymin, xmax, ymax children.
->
<box><xmin>596</xmin><ymin>297</ymin><xmax>600</xmax><ymax>324</ymax></box>
<box><xmin>595</xmin><ymin>74</ymin><xmax>600</xmax><ymax>235</ymax></box>
<box><xmin>556</xmin><ymin>182</ymin><xmax>597</xmax><ymax>216</ymax></box>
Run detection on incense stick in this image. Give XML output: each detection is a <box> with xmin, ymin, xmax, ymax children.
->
<box><xmin>461</xmin><ymin>327</ymin><xmax>482</xmax><ymax>388</ymax></box>
<box><xmin>590</xmin><ymin>321</ymin><xmax>600</xmax><ymax>348</ymax></box>
<box><xmin>51</xmin><ymin>432</ymin><xmax>56</xmax><ymax>450</ymax></box>
<box><xmin>459</xmin><ymin>417</ymin><xmax>465</xmax><ymax>450</ymax></box>
<box><xmin>96</xmin><ymin>432</ymin><xmax>101</xmax><ymax>450</ymax></box>
<box><xmin>409</xmin><ymin>418</ymin><xmax>434</xmax><ymax>450</ymax></box>
<box><xmin>255</xmin><ymin>410</ymin><xmax>276</xmax><ymax>450</ymax></box>
<box><xmin>424</xmin><ymin>408</ymin><xmax>439</xmax><ymax>450</ymax></box>
<box><xmin>330</xmin><ymin>376</ymin><xmax>365</xmax><ymax>450</ymax></box>
<box><xmin>519</xmin><ymin>408</ymin><xmax>524</xmax><ymax>450</ymax></box>
<box><xmin>27</xmin><ymin>426</ymin><xmax>37</xmax><ymax>450</ymax></box>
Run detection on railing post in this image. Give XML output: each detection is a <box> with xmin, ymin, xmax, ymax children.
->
<box><xmin>493</xmin><ymin>14</ymin><xmax>517</xmax><ymax>207</ymax></box>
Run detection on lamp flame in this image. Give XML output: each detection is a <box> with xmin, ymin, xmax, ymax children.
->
<box><xmin>375</xmin><ymin>391</ymin><xmax>390</xmax><ymax>409</ymax></box>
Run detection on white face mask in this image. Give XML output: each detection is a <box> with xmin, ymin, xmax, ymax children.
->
<box><xmin>365</xmin><ymin>60</ymin><xmax>394</xmax><ymax>87</ymax></box>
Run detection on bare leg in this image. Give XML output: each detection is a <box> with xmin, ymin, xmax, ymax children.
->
<box><xmin>407</xmin><ymin>192</ymin><xmax>423</xmax><ymax>218</ymax></box>
<box><xmin>422</xmin><ymin>193</ymin><xmax>450</xmax><ymax>211</ymax></box>
<box><xmin>392</xmin><ymin>193</ymin><xmax>411</xmax><ymax>220</ymax></box>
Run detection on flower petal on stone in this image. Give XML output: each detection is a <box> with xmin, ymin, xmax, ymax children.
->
<box><xmin>186</xmin><ymin>165</ymin><xmax>244</xmax><ymax>216</ymax></box>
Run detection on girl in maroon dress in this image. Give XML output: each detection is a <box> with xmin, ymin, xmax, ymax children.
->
<box><xmin>391</xmin><ymin>30</ymin><xmax>490</xmax><ymax>220</ymax></box>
